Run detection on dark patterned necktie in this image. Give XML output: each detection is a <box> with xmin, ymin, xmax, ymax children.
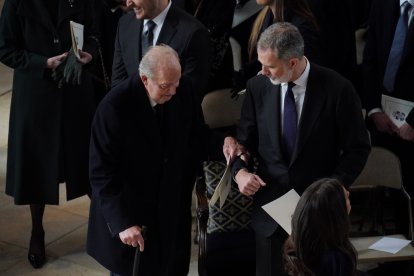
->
<box><xmin>383</xmin><ymin>1</ymin><xmax>412</xmax><ymax>92</ymax></box>
<box><xmin>142</xmin><ymin>20</ymin><xmax>156</xmax><ymax>56</ymax></box>
<box><xmin>282</xmin><ymin>82</ymin><xmax>297</xmax><ymax>162</ymax></box>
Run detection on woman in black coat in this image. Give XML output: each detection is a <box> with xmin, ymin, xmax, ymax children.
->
<box><xmin>0</xmin><ymin>0</ymin><xmax>98</xmax><ymax>269</ymax></box>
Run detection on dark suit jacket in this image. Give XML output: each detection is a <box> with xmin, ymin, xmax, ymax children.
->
<box><xmin>111</xmin><ymin>5</ymin><xmax>211</xmax><ymax>100</ymax></box>
<box><xmin>363</xmin><ymin>0</ymin><xmax>414</xmax><ymax>126</ymax></box>
<box><xmin>232</xmin><ymin>64</ymin><xmax>370</xmax><ymax>237</ymax></box>
<box><xmin>87</xmin><ymin>73</ymin><xmax>219</xmax><ymax>275</ymax></box>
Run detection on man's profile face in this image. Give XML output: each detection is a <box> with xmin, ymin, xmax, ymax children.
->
<box><xmin>258</xmin><ymin>48</ymin><xmax>293</xmax><ymax>85</ymax></box>
<box><xmin>127</xmin><ymin>0</ymin><xmax>162</xmax><ymax>19</ymax></box>
<box><xmin>142</xmin><ymin>65</ymin><xmax>181</xmax><ymax>104</ymax></box>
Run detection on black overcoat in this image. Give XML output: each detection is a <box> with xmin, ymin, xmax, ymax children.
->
<box><xmin>87</xmin><ymin>73</ymin><xmax>220</xmax><ymax>275</ymax></box>
<box><xmin>0</xmin><ymin>0</ymin><xmax>98</xmax><ymax>204</ymax></box>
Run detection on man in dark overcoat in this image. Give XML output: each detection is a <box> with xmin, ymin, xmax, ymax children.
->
<box><xmin>87</xmin><ymin>45</ymin><xmax>222</xmax><ymax>276</ymax></box>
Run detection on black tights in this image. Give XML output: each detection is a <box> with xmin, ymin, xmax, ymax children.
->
<box><xmin>29</xmin><ymin>204</ymin><xmax>45</xmax><ymax>254</ymax></box>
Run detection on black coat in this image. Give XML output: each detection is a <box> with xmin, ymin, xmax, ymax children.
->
<box><xmin>0</xmin><ymin>0</ymin><xmax>98</xmax><ymax>204</ymax></box>
<box><xmin>87</xmin><ymin>73</ymin><xmax>221</xmax><ymax>275</ymax></box>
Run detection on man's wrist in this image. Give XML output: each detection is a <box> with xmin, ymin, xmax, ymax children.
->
<box><xmin>233</xmin><ymin>168</ymin><xmax>247</xmax><ymax>183</ymax></box>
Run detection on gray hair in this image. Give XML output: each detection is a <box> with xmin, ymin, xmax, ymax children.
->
<box><xmin>257</xmin><ymin>22</ymin><xmax>304</xmax><ymax>61</ymax></box>
<box><xmin>139</xmin><ymin>44</ymin><xmax>180</xmax><ymax>79</ymax></box>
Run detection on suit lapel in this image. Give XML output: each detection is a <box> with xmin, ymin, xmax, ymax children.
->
<box><xmin>157</xmin><ymin>7</ymin><xmax>178</xmax><ymax>45</ymax></box>
<box><xmin>137</xmin><ymin>19</ymin><xmax>145</xmax><ymax>61</ymax></box>
<box><xmin>291</xmin><ymin>65</ymin><xmax>325</xmax><ymax>162</ymax></box>
<box><xmin>265</xmin><ymin>82</ymin><xmax>283</xmax><ymax>155</ymax></box>
<box><xmin>403</xmin><ymin>9</ymin><xmax>414</xmax><ymax>62</ymax></box>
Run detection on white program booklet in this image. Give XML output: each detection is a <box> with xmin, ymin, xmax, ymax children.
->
<box><xmin>381</xmin><ymin>95</ymin><xmax>414</xmax><ymax>127</ymax></box>
<box><xmin>70</xmin><ymin>21</ymin><xmax>84</xmax><ymax>59</ymax></box>
<box><xmin>262</xmin><ymin>189</ymin><xmax>300</xmax><ymax>235</ymax></box>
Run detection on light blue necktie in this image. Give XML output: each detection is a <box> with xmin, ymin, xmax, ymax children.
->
<box><xmin>383</xmin><ymin>1</ymin><xmax>412</xmax><ymax>92</ymax></box>
<box><xmin>282</xmin><ymin>82</ymin><xmax>297</xmax><ymax>163</ymax></box>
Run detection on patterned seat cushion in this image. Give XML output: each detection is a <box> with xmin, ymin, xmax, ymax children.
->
<box><xmin>203</xmin><ymin>161</ymin><xmax>253</xmax><ymax>233</ymax></box>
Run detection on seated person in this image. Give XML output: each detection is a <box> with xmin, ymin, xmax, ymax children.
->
<box><xmin>283</xmin><ymin>178</ymin><xmax>357</xmax><ymax>276</ymax></box>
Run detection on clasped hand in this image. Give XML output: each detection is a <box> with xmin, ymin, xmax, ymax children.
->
<box><xmin>223</xmin><ymin>136</ymin><xmax>249</xmax><ymax>165</ymax></box>
<box><xmin>50</xmin><ymin>49</ymin><xmax>92</xmax><ymax>87</ymax></box>
<box><xmin>235</xmin><ymin>168</ymin><xmax>266</xmax><ymax>196</ymax></box>
<box><xmin>372</xmin><ymin>112</ymin><xmax>414</xmax><ymax>142</ymax></box>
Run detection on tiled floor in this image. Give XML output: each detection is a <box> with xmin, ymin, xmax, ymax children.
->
<box><xmin>0</xmin><ymin>63</ymin><xmax>199</xmax><ymax>275</ymax></box>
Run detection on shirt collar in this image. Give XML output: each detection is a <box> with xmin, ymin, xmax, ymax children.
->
<box><xmin>144</xmin><ymin>0</ymin><xmax>171</xmax><ymax>28</ymax></box>
<box><xmin>401</xmin><ymin>0</ymin><xmax>414</xmax><ymax>7</ymax></box>
<box><xmin>282</xmin><ymin>57</ymin><xmax>310</xmax><ymax>90</ymax></box>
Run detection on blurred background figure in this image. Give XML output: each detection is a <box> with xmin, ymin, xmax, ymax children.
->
<box><xmin>188</xmin><ymin>0</ymin><xmax>237</xmax><ymax>92</ymax></box>
<box><xmin>363</xmin><ymin>0</ymin><xmax>414</xmax><ymax>237</ymax></box>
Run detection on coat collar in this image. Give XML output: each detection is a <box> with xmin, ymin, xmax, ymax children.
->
<box><xmin>264</xmin><ymin>80</ymin><xmax>284</xmax><ymax>161</ymax></box>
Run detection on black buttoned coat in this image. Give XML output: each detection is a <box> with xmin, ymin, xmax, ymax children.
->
<box><xmin>0</xmin><ymin>0</ymin><xmax>98</xmax><ymax>204</ymax></box>
<box><xmin>87</xmin><ymin>73</ymin><xmax>220</xmax><ymax>275</ymax></box>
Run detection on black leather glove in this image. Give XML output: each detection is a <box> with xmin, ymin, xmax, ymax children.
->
<box><xmin>63</xmin><ymin>48</ymin><xmax>82</xmax><ymax>86</ymax></box>
<box><xmin>51</xmin><ymin>59</ymin><xmax>67</xmax><ymax>88</ymax></box>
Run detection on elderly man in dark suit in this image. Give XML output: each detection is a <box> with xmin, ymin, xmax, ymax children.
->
<box><xmin>363</xmin><ymin>0</ymin><xmax>414</xmax><ymax>234</ymax></box>
<box><xmin>224</xmin><ymin>22</ymin><xmax>370</xmax><ymax>276</ymax></box>
<box><xmin>87</xmin><ymin>45</ymin><xmax>221</xmax><ymax>276</ymax></box>
<box><xmin>111</xmin><ymin>0</ymin><xmax>211</xmax><ymax>101</ymax></box>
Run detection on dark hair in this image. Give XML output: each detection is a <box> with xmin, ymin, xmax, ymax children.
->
<box><xmin>257</xmin><ymin>22</ymin><xmax>304</xmax><ymax>61</ymax></box>
<box><xmin>283</xmin><ymin>178</ymin><xmax>357</xmax><ymax>276</ymax></box>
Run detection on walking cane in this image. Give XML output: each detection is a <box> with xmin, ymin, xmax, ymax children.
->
<box><xmin>132</xmin><ymin>226</ymin><xmax>148</xmax><ymax>276</ymax></box>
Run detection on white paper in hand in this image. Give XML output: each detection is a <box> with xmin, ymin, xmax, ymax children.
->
<box><xmin>70</xmin><ymin>21</ymin><xmax>84</xmax><ymax>59</ymax></box>
<box><xmin>209</xmin><ymin>165</ymin><xmax>232</xmax><ymax>208</ymax></box>
<box><xmin>381</xmin><ymin>95</ymin><xmax>414</xmax><ymax>127</ymax></box>
<box><xmin>262</xmin><ymin>189</ymin><xmax>300</xmax><ymax>235</ymax></box>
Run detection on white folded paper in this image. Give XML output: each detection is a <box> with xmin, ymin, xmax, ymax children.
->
<box><xmin>381</xmin><ymin>95</ymin><xmax>414</xmax><ymax>127</ymax></box>
<box><xmin>368</xmin><ymin>237</ymin><xmax>411</xmax><ymax>254</ymax></box>
<box><xmin>262</xmin><ymin>189</ymin><xmax>300</xmax><ymax>235</ymax></box>
<box><xmin>70</xmin><ymin>21</ymin><xmax>84</xmax><ymax>59</ymax></box>
<box><xmin>209</xmin><ymin>165</ymin><xmax>232</xmax><ymax>209</ymax></box>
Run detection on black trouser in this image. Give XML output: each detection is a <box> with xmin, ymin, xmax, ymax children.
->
<box><xmin>255</xmin><ymin>227</ymin><xmax>289</xmax><ymax>276</ymax></box>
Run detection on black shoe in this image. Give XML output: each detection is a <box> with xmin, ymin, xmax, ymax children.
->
<box><xmin>28</xmin><ymin>252</ymin><xmax>46</xmax><ymax>269</ymax></box>
<box><xmin>28</xmin><ymin>231</ymin><xmax>46</xmax><ymax>269</ymax></box>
